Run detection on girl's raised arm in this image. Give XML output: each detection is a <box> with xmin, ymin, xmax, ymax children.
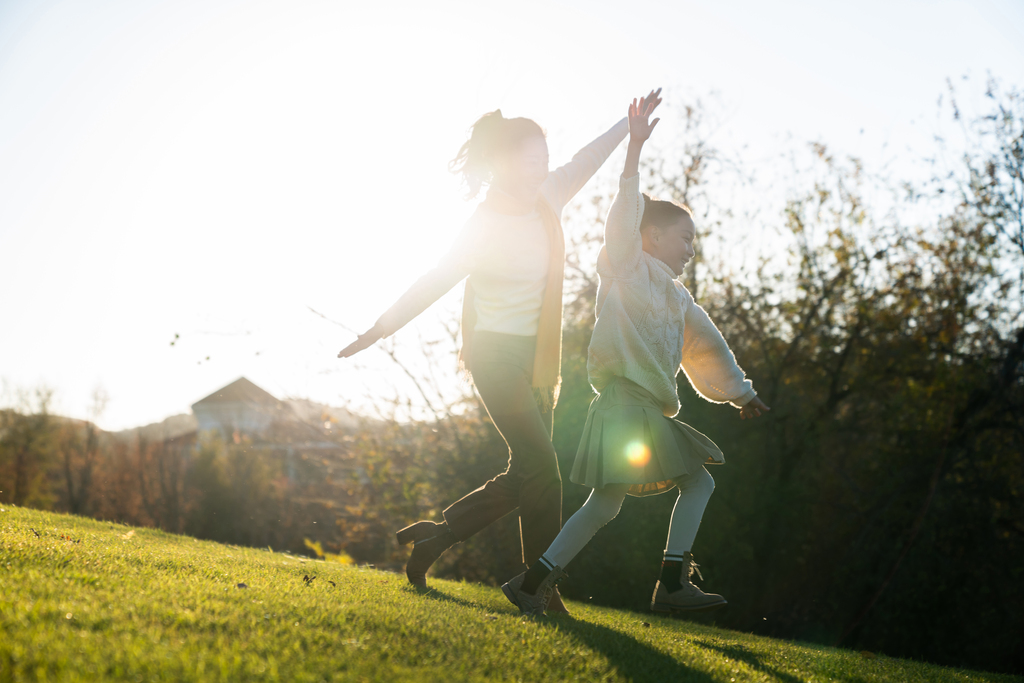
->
<box><xmin>601</xmin><ymin>90</ymin><xmax>663</xmax><ymax>274</ymax></box>
<box><xmin>621</xmin><ymin>89</ymin><xmax>661</xmax><ymax>180</ymax></box>
<box><xmin>601</xmin><ymin>176</ymin><xmax>645</xmax><ymax>275</ymax></box>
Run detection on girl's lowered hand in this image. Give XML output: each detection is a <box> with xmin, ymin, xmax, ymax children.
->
<box><xmin>739</xmin><ymin>396</ymin><xmax>771</xmax><ymax>420</ymax></box>
<box><xmin>628</xmin><ymin>87</ymin><xmax>662</xmax><ymax>144</ymax></box>
<box><xmin>338</xmin><ymin>323</ymin><xmax>384</xmax><ymax>358</ymax></box>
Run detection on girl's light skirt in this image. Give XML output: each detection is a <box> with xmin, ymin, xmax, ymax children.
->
<box><xmin>570</xmin><ymin>376</ymin><xmax>724</xmax><ymax>497</ymax></box>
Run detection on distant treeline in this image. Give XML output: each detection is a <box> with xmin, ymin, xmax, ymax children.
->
<box><xmin>2</xmin><ymin>80</ymin><xmax>1021</xmax><ymax>674</ymax></box>
<box><xmin>0</xmin><ymin>403</ymin><xmax>361</xmax><ymax>554</ymax></box>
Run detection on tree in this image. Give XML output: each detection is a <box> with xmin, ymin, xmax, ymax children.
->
<box><xmin>0</xmin><ymin>386</ymin><xmax>57</xmax><ymax>507</ymax></box>
<box><xmin>56</xmin><ymin>388</ymin><xmax>108</xmax><ymax>515</ymax></box>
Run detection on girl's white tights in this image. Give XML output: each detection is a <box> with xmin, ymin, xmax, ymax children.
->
<box><xmin>665</xmin><ymin>467</ymin><xmax>715</xmax><ymax>556</ymax></box>
<box><xmin>542</xmin><ymin>467</ymin><xmax>715</xmax><ymax>569</ymax></box>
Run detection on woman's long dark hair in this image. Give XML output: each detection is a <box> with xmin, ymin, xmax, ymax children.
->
<box><xmin>449</xmin><ymin>110</ymin><xmax>545</xmax><ymax>199</ymax></box>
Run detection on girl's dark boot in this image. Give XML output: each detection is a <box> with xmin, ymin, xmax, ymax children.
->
<box><xmin>650</xmin><ymin>551</ymin><xmax>726</xmax><ymax>612</ymax></box>
<box><xmin>502</xmin><ymin>563</ymin><xmax>568</xmax><ymax>616</ymax></box>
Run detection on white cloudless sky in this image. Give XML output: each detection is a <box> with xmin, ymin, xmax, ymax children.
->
<box><xmin>2</xmin><ymin>0</ymin><xmax>1023</xmax><ymax>429</ymax></box>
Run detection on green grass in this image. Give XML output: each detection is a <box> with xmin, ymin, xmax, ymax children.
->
<box><xmin>0</xmin><ymin>505</ymin><xmax>1018</xmax><ymax>683</ymax></box>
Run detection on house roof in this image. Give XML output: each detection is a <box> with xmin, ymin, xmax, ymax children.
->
<box><xmin>192</xmin><ymin>377</ymin><xmax>282</xmax><ymax>409</ymax></box>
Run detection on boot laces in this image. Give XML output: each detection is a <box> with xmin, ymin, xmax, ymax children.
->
<box><xmin>684</xmin><ymin>553</ymin><xmax>703</xmax><ymax>582</ymax></box>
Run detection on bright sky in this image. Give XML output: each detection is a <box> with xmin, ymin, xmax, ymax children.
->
<box><xmin>2</xmin><ymin>0</ymin><xmax>1023</xmax><ymax>430</ymax></box>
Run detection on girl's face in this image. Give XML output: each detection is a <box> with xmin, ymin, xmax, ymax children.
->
<box><xmin>645</xmin><ymin>215</ymin><xmax>696</xmax><ymax>277</ymax></box>
<box><xmin>493</xmin><ymin>135</ymin><xmax>549</xmax><ymax>197</ymax></box>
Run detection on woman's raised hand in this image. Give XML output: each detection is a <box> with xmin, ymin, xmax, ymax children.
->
<box><xmin>337</xmin><ymin>322</ymin><xmax>384</xmax><ymax>358</ymax></box>
<box><xmin>628</xmin><ymin>87</ymin><xmax>663</xmax><ymax>144</ymax></box>
<box><xmin>643</xmin><ymin>87</ymin><xmax>663</xmax><ymax>115</ymax></box>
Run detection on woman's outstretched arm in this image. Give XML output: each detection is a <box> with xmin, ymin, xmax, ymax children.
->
<box><xmin>337</xmin><ymin>225</ymin><xmax>480</xmax><ymax>358</ymax></box>
<box><xmin>338</xmin><ymin>322</ymin><xmax>385</xmax><ymax>358</ymax></box>
<box><xmin>543</xmin><ymin>88</ymin><xmax>661</xmax><ymax>213</ymax></box>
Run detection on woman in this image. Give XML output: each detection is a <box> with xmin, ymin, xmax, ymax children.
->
<box><xmin>339</xmin><ymin>92</ymin><xmax>659</xmax><ymax>610</ymax></box>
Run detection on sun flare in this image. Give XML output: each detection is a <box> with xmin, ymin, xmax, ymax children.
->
<box><xmin>626</xmin><ymin>441</ymin><xmax>650</xmax><ymax>467</ymax></box>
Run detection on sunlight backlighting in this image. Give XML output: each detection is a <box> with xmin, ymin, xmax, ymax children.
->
<box><xmin>4</xmin><ymin>0</ymin><xmax>1023</xmax><ymax>430</ymax></box>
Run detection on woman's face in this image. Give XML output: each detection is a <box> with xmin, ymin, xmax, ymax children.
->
<box><xmin>493</xmin><ymin>135</ymin><xmax>549</xmax><ymax>196</ymax></box>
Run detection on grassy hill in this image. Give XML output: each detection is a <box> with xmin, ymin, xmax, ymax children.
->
<box><xmin>1</xmin><ymin>505</ymin><xmax>1018</xmax><ymax>683</ymax></box>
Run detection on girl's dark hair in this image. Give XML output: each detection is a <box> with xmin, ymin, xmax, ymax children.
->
<box><xmin>640</xmin><ymin>193</ymin><xmax>693</xmax><ymax>232</ymax></box>
<box><xmin>449</xmin><ymin>110</ymin><xmax>545</xmax><ymax>199</ymax></box>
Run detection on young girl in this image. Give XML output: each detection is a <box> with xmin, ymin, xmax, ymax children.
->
<box><xmin>502</xmin><ymin>94</ymin><xmax>770</xmax><ymax>616</ymax></box>
<box><xmin>339</xmin><ymin>93</ymin><xmax>662</xmax><ymax>611</ymax></box>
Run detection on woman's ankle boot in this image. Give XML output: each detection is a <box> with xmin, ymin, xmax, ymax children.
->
<box><xmin>404</xmin><ymin>524</ymin><xmax>456</xmax><ymax>588</ymax></box>
<box><xmin>396</xmin><ymin>520</ymin><xmax>447</xmax><ymax>546</ymax></box>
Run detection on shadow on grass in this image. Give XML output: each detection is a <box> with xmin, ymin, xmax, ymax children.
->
<box><xmin>407</xmin><ymin>585</ymin><xmax>495</xmax><ymax>611</ymax></box>
<box><xmin>546</xmin><ymin>618</ymin><xmax>719</xmax><ymax>683</ymax></box>
<box><xmin>693</xmin><ymin>639</ymin><xmax>827</xmax><ymax>683</ymax></box>
<box><xmin>420</xmin><ymin>587</ymin><xmax>718</xmax><ymax>683</ymax></box>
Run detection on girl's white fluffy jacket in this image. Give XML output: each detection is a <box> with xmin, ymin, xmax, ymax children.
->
<box><xmin>587</xmin><ymin>174</ymin><xmax>756</xmax><ymax>417</ymax></box>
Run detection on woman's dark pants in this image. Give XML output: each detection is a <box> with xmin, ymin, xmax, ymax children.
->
<box><xmin>441</xmin><ymin>332</ymin><xmax>562</xmax><ymax>566</ymax></box>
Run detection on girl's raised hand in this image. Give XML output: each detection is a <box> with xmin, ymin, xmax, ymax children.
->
<box><xmin>628</xmin><ymin>87</ymin><xmax>662</xmax><ymax>144</ymax></box>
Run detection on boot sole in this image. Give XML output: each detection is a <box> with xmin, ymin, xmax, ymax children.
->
<box><xmin>502</xmin><ymin>585</ymin><xmax>547</xmax><ymax>617</ymax></box>
<box><xmin>651</xmin><ymin>598</ymin><xmax>727</xmax><ymax>613</ymax></box>
<box><xmin>405</xmin><ymin>570</ymin><xmax>428</xmax><ymax>589</ymax></box>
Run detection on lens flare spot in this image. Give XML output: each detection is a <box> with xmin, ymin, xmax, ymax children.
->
<box><xmin>626</xmin><ymin>442</ymin><xmax>650</xmax><ymax>467</ymax></box>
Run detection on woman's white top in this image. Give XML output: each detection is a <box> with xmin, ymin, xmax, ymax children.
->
<box><xmin>376</xmin><ymin>119</ymin><xmax>629</xmax><ymax>337</ymax></box>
